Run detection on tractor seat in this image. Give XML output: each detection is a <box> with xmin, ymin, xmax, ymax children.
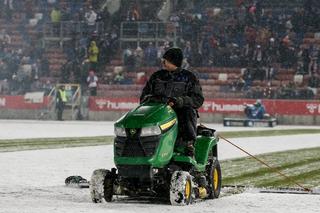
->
<box><xmin>197</xmin><ymin>125</ymin><xmax>216</xmax><ymax>137</ymax></box>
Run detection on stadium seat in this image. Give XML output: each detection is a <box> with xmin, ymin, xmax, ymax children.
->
<box><xmin>218</xmin><ymin>73</ymin><xmax>228</xmax><ymax>81</ymax></box>
<box><xmin>113</xmin><ymin>66</ymin><xmax>124</xmax><ymax>74</ymax></box>
<box><xmin>294</xmin><ymin>75</ymin><xmax>304</xmax><ymax>85</ymax></box>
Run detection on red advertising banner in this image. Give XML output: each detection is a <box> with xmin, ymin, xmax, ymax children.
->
<box><xmin>88</xmin><ymin>97</ymin><xmax>139</xmax><ymax>111</ymax></box>
<box><xmin>0</xmin><ymin>96</ymin><xmax>49</xmax><ymax>109</ymax></box>
<box><xmin>201</xmin><ymin>99</ymin><xmax>320</xmax><ymax>115</ymax></box>
<box><xmin>89</xmin><ymin>97</ymin><xmax>320</xmax><ymax>116</ymax></box>
<box><xmin>1</xmin><ymin>96</ymin><xmax>320</xmax><ymax>116</ymax></box>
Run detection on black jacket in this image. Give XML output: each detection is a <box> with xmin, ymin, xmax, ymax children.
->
<box><xmin>140</xmin><ymin>68</ymin><xmax>204</xmax><ymax>109</ymax></box>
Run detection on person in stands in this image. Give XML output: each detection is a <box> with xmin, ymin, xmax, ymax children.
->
<box><xmin>88</xmin><ymin>41</ymin><xmax>99</xmax><ymax>72</ymax></box>
<box><xmin>87</xmin><ymin>70</ymin><xmax>98</xmax><ymax>96</ymax></box>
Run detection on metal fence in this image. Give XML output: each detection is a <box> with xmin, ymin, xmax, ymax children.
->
<box><xmin>120</xmin><ymin>21</ymin><xmax>179</xmax><ymax>48</ymax></box>
<box><xmin>42</xmin><ymin>21</ymin><xmax>104</xmax><ymax>47</ymax></box>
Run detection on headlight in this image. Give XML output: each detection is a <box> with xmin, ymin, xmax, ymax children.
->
<box><xmin>114</xmin><ymin>127</ymin><xmax>126</xmax><ymax>137</ymax></box>
<box><xmin>140</xmin><ymin>126</ymin><xmax>161</xmax><ymax>137</ymax></box>
<box><xmin>160</xmin><ymin>118</ymin><xmax>177</xmax><ymax>131</ymax></box>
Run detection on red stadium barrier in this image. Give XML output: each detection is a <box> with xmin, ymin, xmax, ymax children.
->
<box><xmin>201</xmin><ymin>99</ymin><xmax>320</xmax><ymax>115</ymax></box>
<box><xmin>0</xmin><ymin>96</ymin><xmax>49</xmax><ymax>109</ymax></box>
<box><xmin>88</xmin><ymin>97</ymin><xmax>139</xmax><ymax>111</ymax></box>
<box><xmin>88</xmin><ymin>97</ymin><xmax>320</xmax><ymax>116</ymax></box>
<box><xmin>1</xmin><ymin>96</ymin><xmax>319</xmax><ymax>116</ymax></box>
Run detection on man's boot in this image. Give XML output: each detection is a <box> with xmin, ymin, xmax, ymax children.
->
<box><xmin>185</xmin><ymin>140</ymin><xmax>195</xmax><ymax>159</ymax></box>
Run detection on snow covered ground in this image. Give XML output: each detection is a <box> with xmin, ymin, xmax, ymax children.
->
<box><xmin>0</xmin><ymin>120</ymin><xmax>320</xmax><ymax>213</ymax></box>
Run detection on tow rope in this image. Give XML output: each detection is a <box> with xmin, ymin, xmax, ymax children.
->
<box><xmin>219</xmin><ymin>135</ymin><xmax>312</xmax><ymax>192</ymax></box>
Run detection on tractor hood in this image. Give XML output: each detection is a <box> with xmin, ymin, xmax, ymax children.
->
<box><xmin>115</xmin><ymin>102</ymin><xmax>177</xmax><ymax>128</ymax></box>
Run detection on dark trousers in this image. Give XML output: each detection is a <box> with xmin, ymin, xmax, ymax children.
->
<box><xmin>89</xmin><ymin>87</ymin><xmax>97</xmax><ymax>96</ymax></box>
<box><xmin>175</xmin><ymin>107</ymin><xmax>197</xmax><ymax>142</ymax></box>
<box><xmin>57</xmin><ymin>102</ymin><xmax>65</xmax><ymax>121</ymax></box>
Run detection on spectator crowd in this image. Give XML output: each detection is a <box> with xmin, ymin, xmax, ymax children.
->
<box><xmin>0</xmin><ymin>0</ymin><xmax>320</xmax><ymax>100</ymax></box>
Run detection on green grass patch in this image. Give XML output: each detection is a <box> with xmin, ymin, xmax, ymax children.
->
<box><xmin>219</xmin><ymin>129</ymin><xmax>320</xmax><ymax>138</ymax></box>
<box><xmin>221</xmin><ymin>147</ymin><xmax>320</xmax><ymax>189</ymax></box>
<box><xmin>0</xmin><ymin>136</ymin><xmax>114</xmax><ymax>152</ymax></box>
<box><xmin>0</xmin><ymin>128</ymin><xmax>319</xmax><ymax>152</ymax></box>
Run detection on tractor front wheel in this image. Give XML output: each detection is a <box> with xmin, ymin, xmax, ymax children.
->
<box><xmin>90</xmin><ymin>169</ymin><xmax>107</xmax><ymax>203</ymax></box>
<box><xmin>169</xmin><ymin>171</ymin><xmax>193</xmax><ymax>205</ymax></box>
<box><xmin>90</xmin><ymin>169</ymin><xmax>115</xmax><ymax>203</ymax></box>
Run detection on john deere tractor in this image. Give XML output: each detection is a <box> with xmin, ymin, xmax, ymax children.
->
<box><xmin>90</xmin><ymin>97</ymin><xmax>221</xmax><ymax>205</ymax></box>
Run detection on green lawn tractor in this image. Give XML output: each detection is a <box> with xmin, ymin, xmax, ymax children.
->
<box><xmin>90</xmin><ymin>97</ymin><xmax>221</xmax><ymax>205</ymax></box>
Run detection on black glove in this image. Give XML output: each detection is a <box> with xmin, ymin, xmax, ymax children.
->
<box><xmin>168</xmin><ymin>97</ymin><xmax>184</xmax><ymax>108</ymax></box>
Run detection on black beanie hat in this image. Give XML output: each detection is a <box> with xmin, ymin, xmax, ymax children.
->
<box><xmin>162</xmin><ymin>48</ymin><xmax>183</xmax><ymax>67</ymax></box>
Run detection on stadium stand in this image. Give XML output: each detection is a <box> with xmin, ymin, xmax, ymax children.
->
<box><xmin>0</xmin><ymin>0</ymin><xmax>319</xmax><ymax>100</ymax></box>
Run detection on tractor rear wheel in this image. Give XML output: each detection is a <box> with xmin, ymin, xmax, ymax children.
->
<box><xmin>103</xmin><ymin>170</ymin><xmax>114</xmax><ymax>202</ymax></box>
<box><xmin>207</xmin><ymin>159</ymin><xmax>222</xmax><ymax>199</ymax></box>
<box><xmin>169</xmin><ymin>171</ymin><xmax>193</xmax><ymax>205</ymax></box>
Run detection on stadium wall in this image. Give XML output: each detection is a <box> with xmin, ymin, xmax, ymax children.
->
<box><xmin>0</xmin><ymin>96</ymin><xmax>50</xmax><ymax>120</ymax></box>
<box><xmin>1</xmin><ymin>96</ymin><xmax>320</xmax><ymax>125</ymax></box>
<box><xmin>87</xmin><ymin>97</ymin><xmax>320</xmax><ymax>125</ymax></box>
<box><xmin>87</xmin><ymin>111</ymin><xmax>320</xmax><ymax>125</ymax></box>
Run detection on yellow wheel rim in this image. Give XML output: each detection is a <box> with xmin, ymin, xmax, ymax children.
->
<box><xmin>185</xmin><ymin>180</ymin><xmax>191</xmax><ymax>199</ymax></box>
<box><xmin>213</xmin><ymin>168</ymin><xmax>219</xmax><ymax>190</ymax></box>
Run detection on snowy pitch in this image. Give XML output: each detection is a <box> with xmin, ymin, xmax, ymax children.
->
<box><xmin>0</xmin><ymin>120</ymin><xmax>319</xmax><ymax>213</ymax></box>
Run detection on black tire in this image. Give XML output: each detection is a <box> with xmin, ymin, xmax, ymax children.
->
<box><xmin>90</xmin><ymin>169</ymin><xmax>107</xmax><ymax>203</ymax></box>
<box><xmin>207</xmin><ymin>159</ymin><xmax>222</xmax><ymax>199</ymax></box>
<box><xmin>170</xmin><ymin>171</ymin><xmax>193</xmax><ymax>205</ymax></box>
<box><xmin>103</xmin><ymin>170</ymin><xmax>114</xmax><ymax>202</ymax></box>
